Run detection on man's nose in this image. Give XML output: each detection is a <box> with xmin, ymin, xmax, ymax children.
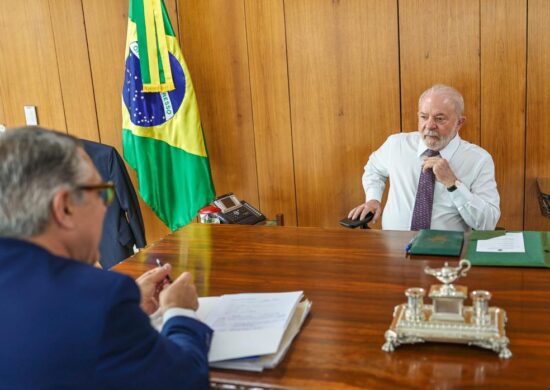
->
<box><xmin>425</xmin><ymin>117</ymin><xmax>438</xmax><ymax>128</ymax></box>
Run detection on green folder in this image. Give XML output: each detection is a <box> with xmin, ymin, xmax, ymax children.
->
<box><xmin>465</xmin><ymin>231</ymin><xmax>550</xmax><ymax>268</ymax></box>
<box><xmin>409</xmin><ymin>229</ymin><xmax>464</xmax><ymax>256</ymax></box>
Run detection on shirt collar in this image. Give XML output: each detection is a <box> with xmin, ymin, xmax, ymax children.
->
<box><xmin>416</xmin><ymin>132</ymin><xmax>461</xmax><ymax>160</ymax></box>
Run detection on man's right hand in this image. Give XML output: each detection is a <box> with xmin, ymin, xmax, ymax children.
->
<box><xmin>159</xmin><ymin>272</ymin><xmax>199</xmax><ymax>312</ymax></box>
<box><xmin>348</xmin><ymin>200</ymin><xmax>382</xmax><ymax>224</ymax></box>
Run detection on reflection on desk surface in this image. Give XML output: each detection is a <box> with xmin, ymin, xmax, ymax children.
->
<box><xmin>383</xmin><ymin>346</ymin><xmax>510</xmax><ymax>387</ymax></box>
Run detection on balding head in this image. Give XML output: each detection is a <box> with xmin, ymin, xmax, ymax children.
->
<box><xmin>418</xmin><ymin>84</ymin><xmax>464</xmax><ymax>116</ymax></box>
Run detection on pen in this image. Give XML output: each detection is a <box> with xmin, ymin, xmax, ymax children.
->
<box><xmin>405</xmin><ymin>235</ymin><xmax>417</xmax><ymax>253</ymax></box>
<box><xmin>156</xmin><ymin>259</ymin><xmax>173</xmax><ymax>283</ymax></box>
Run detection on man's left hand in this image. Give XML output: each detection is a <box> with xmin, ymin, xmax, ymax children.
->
<box><xmin>422</xmin><ymin>156</ymin><xmax>457</xmax><ymax>188</ymax></box>
<box><xmin>136</xmin><ymin>263</ymin><xmax>172</xmax><ymax>315</ymax></box>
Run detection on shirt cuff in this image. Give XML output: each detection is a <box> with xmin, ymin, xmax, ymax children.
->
<box><xmin>365</xmin><ymin>188</ymin><xmax>383</xmax><ymax>202</ymax></box>
<box><xmin>163</xmin><ymin>307</ymin><xmax>199</xmax><ymax>325</ymax></box>
<box><xmin>448</xmin><ymin>181</ymin><xmax>472</xmax><ymax>209</ymax></box>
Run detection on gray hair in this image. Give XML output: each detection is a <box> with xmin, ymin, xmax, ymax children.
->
<box><xmin>418</xmin><ymin>84</ymin><xmax>465</xmax><ymax>116</ymax></box>
<box><xmin>0</xmin><ymin>127</ymin><xmax>89</xmax><ymax>238</ymax></box>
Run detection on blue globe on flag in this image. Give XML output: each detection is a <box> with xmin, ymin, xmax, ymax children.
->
<box><xmin>123</xmin><ymin>42</ymin><xmax>186</xmax><ymax>127</ymax></box>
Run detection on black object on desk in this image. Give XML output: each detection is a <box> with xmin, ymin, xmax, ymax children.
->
<box><xmin>213</xmin><ymin>193</ymin><xmax>266</xmax><ymax>225</ymax></box>
<box><xmin>339</xmin><ymin>212</ymin><xmax>374</xmax><ymax>229</ymax></box>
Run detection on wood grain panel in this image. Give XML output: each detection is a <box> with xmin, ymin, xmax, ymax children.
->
<box><xmin>81</xmin><ymin>0</ymin><xmax>127</xmax><ymax>150</ymax></box>
<box><xmin>49</xmin><ymin>0</ymin><xmax>100</xmax><ymax>142</ymax></box>
<box><xmin>0</xmin><ymin>0</ymin><xmax>66</xmax><ymax>129</ymax></box>
<box><xmin>285</xmin><ymin>0</ymin><xmax>400</xmax><ymax>227</ymax></box>
<box><xmin>399</xmin><ymin>0</ymin><xmax>480</xmax><ymax>144</ymax></box>
<box><xmin>179</xmin><ymin>0</ymin><xmax>259</xmax><ymax>207</ymax></box>
<box><xmin>244</xmin><ymin>0</ymin><xmax>297</xmax><ymax>226</ymax></box>
<box><xmin>525</xmin><ymin>0</ymin><xmax>550</xmax><ymax>230</ymax></box>
<box><xmin>0</xmin><ymin>82</ymin><xmax>5</xmax><ymax>125</ymax></box>
<box><xmin>480</xmin><ymin>0</ymin><xmax>526</xmax><ymax>230</ymax></box>
<box><xmin>164</xmin><ymin>0</ymin><xmax>179</xmax><ymax>33</ymax></box>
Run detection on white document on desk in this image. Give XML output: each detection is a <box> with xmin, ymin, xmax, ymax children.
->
<box><xmin>476</xmin><ymin>232</ymin><xmax>525</xmax><ymax>253</ymax></box>
<box><xmin>198</xmin><ymin>291</ymin><xmax>303</xmax><ymax>362</ymax></box>
<box><xmin>210</xmin><ymin>299</ymin><xmax>312</xmax><ymax>372</ymax></box>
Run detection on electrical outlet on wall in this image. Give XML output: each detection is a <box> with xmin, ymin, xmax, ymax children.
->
<box><xmin>24</xmin><ymin>106</ymin><xmax>38</xmax><ymax>126</ymax></box>
<box><xmin>0</xmin><ymin>124</ymin><xmax>5</xmax><ymax>133</ymax></box>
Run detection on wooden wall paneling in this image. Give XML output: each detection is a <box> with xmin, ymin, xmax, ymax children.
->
<box><xmin>179</xmin><ymin>0</ymin><xmax>259</xmax><ymax>207</ymax></box>
<box><xmin>285</xmin><ymin>0</ymin><xmax>400</xmax><ymax>227</ymax></box>
<box><xmin>0</xmin><ymin>67</ymin><xmax>6</xmax><ymax>126</ymax></box>
<box><xmin>0</xmin><ymin>80</ymin><xmax>6</xmax><ymax>125</ymax></box>
<box><xmin>49</xmin><ymin>0</ymin><xmax>100</xmax><ymax>142</ymax></box>
<box><xmin>480</xmin><ymin>0</ymin><xmax>526</xmax><ymax>230</ymax></box>
<box><xmin>0</xmin><ymin>0</ymin><xmax>66</xmax><ymax>129</ymax></box>
<box><xmin>244</xmin><ymin>0</ymin><xmax>297</xmax><ymax>226</ymax></box>
<box><xmin>82</xmin><ymin>0</ymin><xmax>178</xmax><ymax>243</ymax></box>
<box><xmin>81</xmin><ymin>0</ymin><xmax>127</xmax><ymax>150</ymax></box>
<box><xmin>525</xmin><ymin>0</ymin><xmax>550</xmax><ymax>230</ymax></box>
<box><xmin>399</xmin><ymin>0</ymin><xmax>480</xmax><ymax>144</ymax></box>
<box><xmin>165</xmin><ymin>0</ymin><xmax>179</xmax><ymax>32</ymax></box>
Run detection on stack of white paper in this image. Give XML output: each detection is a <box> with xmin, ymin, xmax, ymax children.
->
<box><xmin>210</xmin><ymin>299</ymin><xmax>311</xmax><ymax>372</ymax></box>
<box><xmin>151</xmin><ymin>291</ymin><xmax>311</xmax><ymax>372</ymax></box>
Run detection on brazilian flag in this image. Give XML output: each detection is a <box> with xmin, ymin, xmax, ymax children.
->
<box><xmin>122</xmin><ymin>0</ymin><xmax>215</xmax><ymax>231</ymax></box>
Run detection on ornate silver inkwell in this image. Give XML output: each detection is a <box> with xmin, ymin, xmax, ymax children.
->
<box><xmin>382</xmin><ymin>259</ymin><xmax>512</xmax><ymax>358</ymax></box>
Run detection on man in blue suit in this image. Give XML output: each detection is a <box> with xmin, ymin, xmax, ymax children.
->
<box><xmin>0</xmin><ymin>127</ymin><xmax>212</xmax><ymax>389</ymax></box>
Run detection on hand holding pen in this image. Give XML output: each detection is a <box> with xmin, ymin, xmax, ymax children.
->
<box><xmin>156</xmin><ymin>259</ymin><xmax>173</xmax><ymax>283</ymax></box>
<box><xmin>135</xmin><ymin>259</ymin><xmax>173</xmax><ymax>315</ymax></box>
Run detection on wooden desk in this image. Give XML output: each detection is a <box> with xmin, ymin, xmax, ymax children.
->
<box><xmin>114</xmin><ymin>224</ymin><xmax>550</xmax><ymax>389</ymax></box>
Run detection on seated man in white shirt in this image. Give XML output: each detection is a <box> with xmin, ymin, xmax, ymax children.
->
<box><xmin>348</xmin><ymin>84</ymin><xmax>500</xmax><ymax>231</ymax></box>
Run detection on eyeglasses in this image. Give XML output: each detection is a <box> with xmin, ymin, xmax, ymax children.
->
<box><xmin>76</xmin><ymin>182</ymin><xmax>115</xmax><ymax>206</ymax></box>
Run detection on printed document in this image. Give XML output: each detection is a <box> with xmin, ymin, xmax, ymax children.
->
<box><xmin>202</xmin><ymin>291</ymin><xmax>303</xmax><ymax>362</ymax></box>
<box><xmin>477</xmin><ymin>232</ymin><xmax>525</xmax><ymax>253</ymax></box>
<box><xmin>210</xmin><ymin>299</ymin><xmax>312</xmax><ymax>372</ymax></box>
<box><xmin>150</xmin><ymin>290</ymin><xmax>308</xmax><ymax>366</ymax></box>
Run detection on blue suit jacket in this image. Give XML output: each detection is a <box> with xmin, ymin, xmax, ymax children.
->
<box><xmin>0</xmin><ymin>238</ymin><xmax>212</xmax><ymax>389</ymax></box>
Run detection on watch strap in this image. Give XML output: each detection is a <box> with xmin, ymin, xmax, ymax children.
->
<box><xmin>447</xmin><ymin>180</ymin><xmax>460</xmax><ymax>192</ymax></box>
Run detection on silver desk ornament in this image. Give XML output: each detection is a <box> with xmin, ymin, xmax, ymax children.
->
<box><xmin>382</xmin><ymin>259</ymin><xmax>512</xmax><ymax>359</ymax></box>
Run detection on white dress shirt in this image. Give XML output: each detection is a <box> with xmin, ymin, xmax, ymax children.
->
<box><xmin>363</xmin><ymin>131</ymin><xmax>500</xmax><ymax>231</ymax></box>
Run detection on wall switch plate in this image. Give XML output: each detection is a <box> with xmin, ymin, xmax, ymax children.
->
<box><xmin>24</xmin><ymin>105</ymin><xmax>38</xmax><ymax>125</ymax></box>
<box><xmin>0</xmin><ymin>124</ymin><xmax>5</xmax><ymax>132</ymax></box>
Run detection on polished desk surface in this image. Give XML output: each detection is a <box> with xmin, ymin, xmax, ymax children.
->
<box><xmin>113</xmin><ymin>224</ymin><xmax>550</xmax><ymax>390</ymax></box>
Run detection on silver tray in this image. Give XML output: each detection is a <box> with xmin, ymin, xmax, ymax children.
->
<box><xmin>382</xmin><ymin>303</ymin><xmax>512</xmax><ymax>359</ymax></box>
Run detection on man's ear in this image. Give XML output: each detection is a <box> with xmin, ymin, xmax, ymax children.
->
<box><xmin>458</xmin><ymin>116</ymin><xmax>466</xmax><ymax>128</ymax></box>
<box><xmin>51</xmin><ymin>190</ymin><xmax>77</xmax><ymax>229</ymax></box>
